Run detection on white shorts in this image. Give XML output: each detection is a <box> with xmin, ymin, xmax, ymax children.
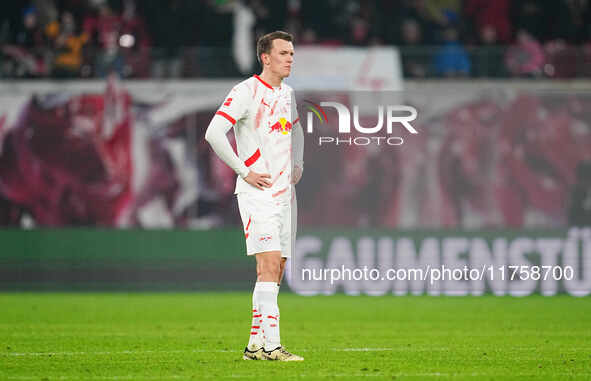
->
<box><xmin>237</xmin><ymin>191</ymin><xmax>296</xmax><ymax>258</ymax></box>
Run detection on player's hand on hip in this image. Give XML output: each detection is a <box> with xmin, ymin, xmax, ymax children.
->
<box><xmin>244</xmin><ymin>171</ymin><xmax>272</xmax><ymax>190</ymax></box>
<box><xmin>292</xmin><ymin>165</ymin><xmax>303</xmax><ymax>184</ymax></box>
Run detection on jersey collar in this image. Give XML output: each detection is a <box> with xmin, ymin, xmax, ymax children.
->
<box><xmin>254</xmin><ymin>74</ymin><xmax>281</xmax><ymax>91</ymax></box>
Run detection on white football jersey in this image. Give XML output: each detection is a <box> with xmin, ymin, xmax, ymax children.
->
<box><xmin>214</xmin><ymin>75</ymin><xmax>300</xmax><ymax>199</ymax></box>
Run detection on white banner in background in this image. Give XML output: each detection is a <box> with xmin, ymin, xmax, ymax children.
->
<box><xmin>286</xmin><ymin>47</ymin><xmax>403</xmax><ymax>91</ymax></box>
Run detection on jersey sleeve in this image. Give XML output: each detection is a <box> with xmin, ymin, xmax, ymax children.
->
<box><xmin>205</xmin><ymin>84</ymin><xmax>252</xmax><ymax>178</ymax></box>
<box><xmin>213</xmin><ymin>83</ymin><xmax>251</xmax><ymax>127</ymax></box>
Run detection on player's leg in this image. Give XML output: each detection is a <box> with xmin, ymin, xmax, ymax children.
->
<box><xmin>257</xmin><ymin>251</ymin><xmax>303</xmax><ymax>361</ymax></box>
<box><xmin>244</xmin><ymin>250</ymin><xmax>282</xmax><ymax>360</ymax></box>
<box><xmin>239</xmin><ymin>194</ymin><xmax>302</xmax><ymax>361</ymax></box>
<box><xmin>260</xmin><ymin>197</ymin><xmax>303</xmax><ymax>361</ymax></box>
<box><xmin>237</xmin><ymin>194</ymin><xmax>268</xmax><ymax>360</ymax></box>
<box><xmin>244</xmin><ymin>278</ymin><xmax>264</xmax><ymax>359</ymax></box>
<box><xmin>254</xmin><ymin>250</ymin><xmax>282</xmax><ymax>352</ymax></box>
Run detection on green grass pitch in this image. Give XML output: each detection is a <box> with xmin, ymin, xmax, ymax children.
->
<box><xmin>1</xmin><ymin>293</ymin><xmax>590</xmax><ymax>380</ymax></box>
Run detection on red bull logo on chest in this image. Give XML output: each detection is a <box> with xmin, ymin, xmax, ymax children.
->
<box><xmin>269</xmin><ymin>117</ymin><xmax>292</xmax><ymax>135</ymax></box>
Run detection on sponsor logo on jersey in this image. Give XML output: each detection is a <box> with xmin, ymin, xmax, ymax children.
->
<box><xmin>269</xmin><ymin>117</ymin><xmax>292</xmax><ymax>135</ymax></box>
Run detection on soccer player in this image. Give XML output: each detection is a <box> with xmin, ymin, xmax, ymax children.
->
<box><xmin>204</xmin><ymin>31</ymin><xmax>304</xmax><ymax>361</ymax></box>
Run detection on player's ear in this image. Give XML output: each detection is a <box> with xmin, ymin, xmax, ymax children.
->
<box><xmin>261</xmin><ymin>53</ymin><xmax>270</xmax><ymax>66</ymax></box>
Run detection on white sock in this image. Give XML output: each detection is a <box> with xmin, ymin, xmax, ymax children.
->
<box><xmin>256</xmin><ymin>281</ymin><xmax>281</xmax><ymax>351</ymax></box>
<box><xmin>247</xmin><ymin>284</ymin><xmax>264</xmax><ymax>350</ymax></box>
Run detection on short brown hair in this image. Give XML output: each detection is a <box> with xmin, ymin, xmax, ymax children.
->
<box><xmin>256</xmin><ymin>31</ymin><xmax>293</xmax><ymax>65</ymax></box>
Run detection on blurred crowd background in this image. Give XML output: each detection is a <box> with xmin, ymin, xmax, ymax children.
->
<box><xmin>2</xmin><ymin>0</ymin><xmax>591</xmax><ymax>79</ymax></box>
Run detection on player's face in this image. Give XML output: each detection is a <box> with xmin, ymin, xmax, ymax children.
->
<box><xmin>267</xmin><ymin>39</ymin><xmax>294</xmax><ymax>79</ymax></box>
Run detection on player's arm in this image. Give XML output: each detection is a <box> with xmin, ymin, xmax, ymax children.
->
<box><xmin>204</xmin><ymin>87</ymin><xmax>271</xmax><ymax>190</ymax></box>
<box><xmin>291</xmin><ymin>93</ymin><xmax>304</xmax><ymax>184</ymax></box>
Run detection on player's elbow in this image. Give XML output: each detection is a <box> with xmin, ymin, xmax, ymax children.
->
<box><xmin>204</xmin><ymin>125</ymin><xmax>215</xmax><ymax>145</ymax></box>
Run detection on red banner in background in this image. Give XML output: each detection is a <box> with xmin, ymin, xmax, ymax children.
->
<box><xmin>296</xmin><ymin>90</ymin><xmax>591</xmax><ymax>229</ymax></box>
<box><xmin>0</xmin><ymin>77</ymin><xmax>132</xmax><ymax>226</ymax></box>
<box><xmin>0</xmin><ymin>77</ymin><xmax>200</xmax><ymax>228</ymax></box>
<box><xmin>0</xmin><ymin>80</ymin><xmax>590</xmax><ymax>229</ymax></box>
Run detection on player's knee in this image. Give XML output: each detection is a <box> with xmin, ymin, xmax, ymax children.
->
<box><xmin>259</xmin><ymin>256</ymin><xmax>281</xmax><ymax>279</ymax></box>
<box><xmin>265</xmin><ymin>262</ymin><xmax>281</xmax><ymax>279</ymax></box>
